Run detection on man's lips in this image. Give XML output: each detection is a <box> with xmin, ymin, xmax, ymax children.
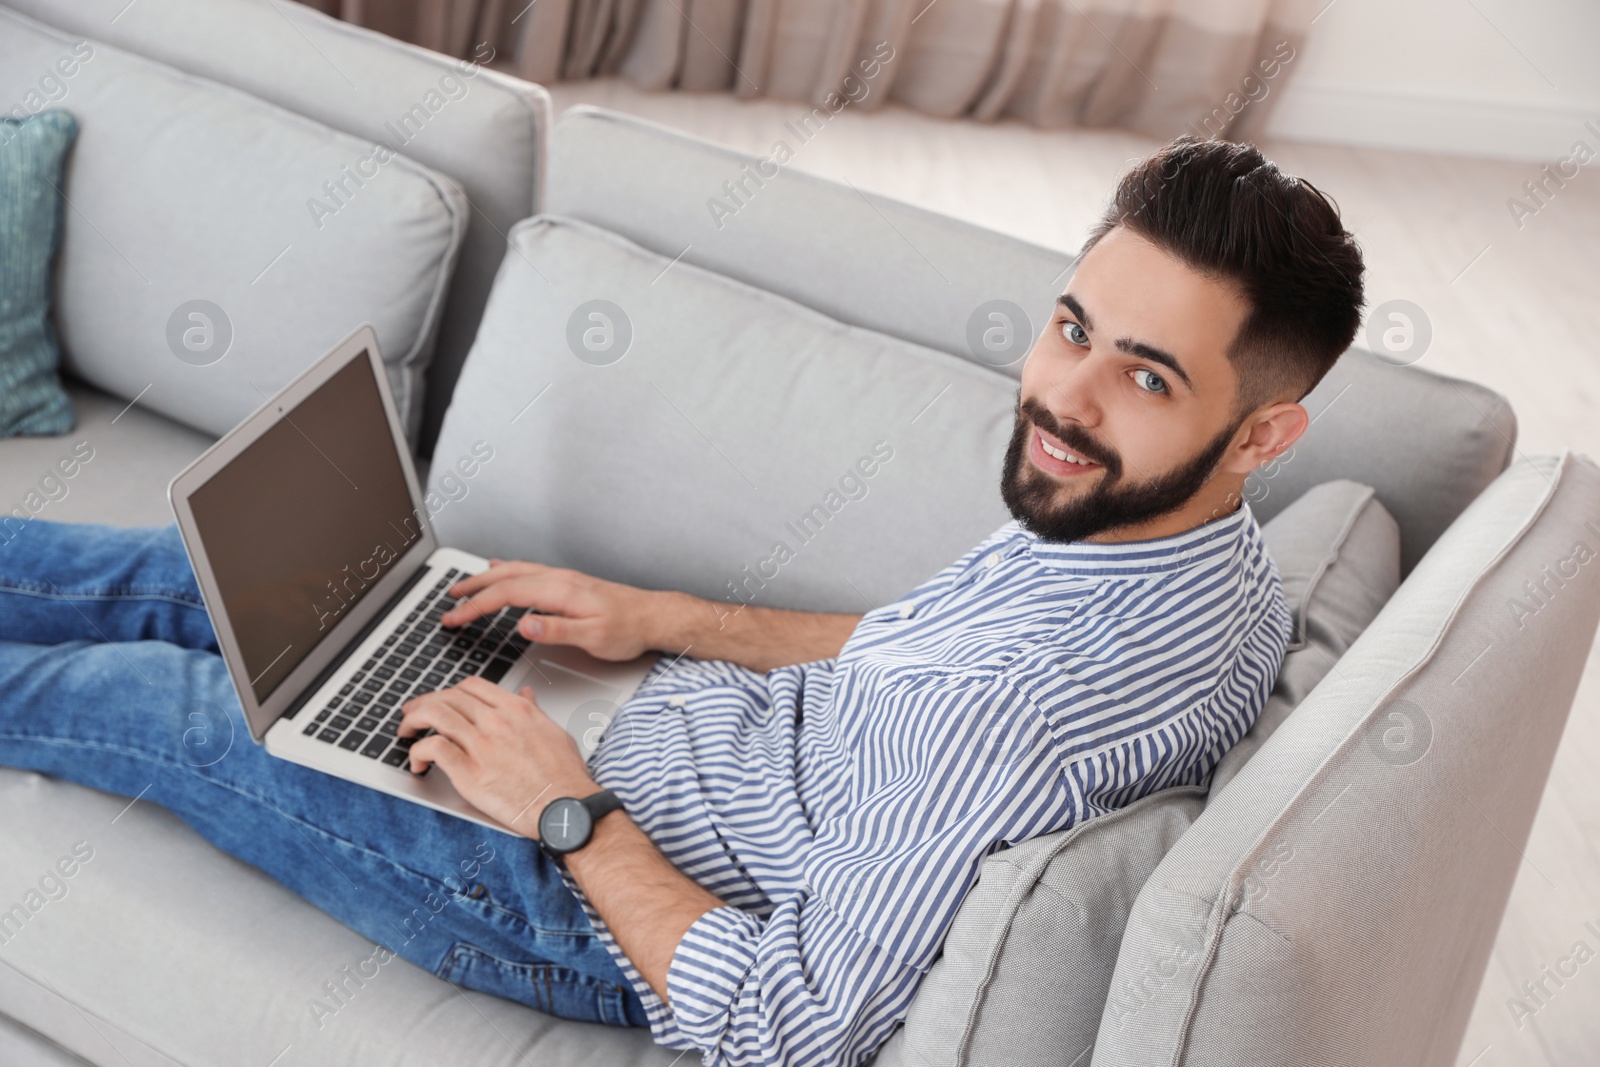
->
<box><xmin>1028</xmin><ymin>426</ymin><xmax>1102</xmax><ymax>478</ymax></box>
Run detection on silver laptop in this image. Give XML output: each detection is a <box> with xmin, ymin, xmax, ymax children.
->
<box><xmin>168</xmin><ymin>325</ymin><xmax>657</xmax><ymax>833</ymax></box>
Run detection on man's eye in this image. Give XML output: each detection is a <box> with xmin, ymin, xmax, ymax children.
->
<box><xmin>1133</xmin><ymin>368</ymin><xmax>1168</xmax><ymax>394</ymax></box>
<box><xmin>1061</xmin><ymin>320</ymin><xmax>1088</xmax><ymax>347</ymax></box>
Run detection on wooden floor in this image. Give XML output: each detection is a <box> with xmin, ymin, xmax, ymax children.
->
<box><xmin>547</xmin><ymin>78</ymin><xmax>1600</xmax><ymax>1066</ymax></box>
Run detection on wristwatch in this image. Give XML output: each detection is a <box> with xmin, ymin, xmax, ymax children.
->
<box><xmin>538</xmin><ymin>789</ymin><xmax>624</xmax><ymax>856</ymax></box>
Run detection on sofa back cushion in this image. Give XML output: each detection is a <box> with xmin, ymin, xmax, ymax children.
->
<box><xmin>429</xmin><ymin>214</ymin><xmax>1018</xmax><ymax>612</ymax></box>
<box><xmin>0</xmin><ymin>8</ymin><xmax>466</xmax><ymax>441</ymax></box>
<box><xmin>1209</xmin><ymin>480</ymin><xmax>1401</xmax><ymax>796</ymax></box>
<box><xmin>546</xmin><ymin>107</ymin><xmax>1514</xmax><ymax>572</ymax></box>
<box><xmin>3</xmin><ymin>0</ymin><xmax>549</xmax><ymax>454</ymax></box>
<box><xmin>546</xmin><ymin>106</ymin><xmax>1072</xmax><ymax>381</ymax></box>
<box><xmin>1091</xmin><ymin>453</ymin><xmax>1600</xmax><ymax>1067</ymax></box>
<box><xmin>1244</xmin><ymin>350</ymin><xmax>1514</xmax><ymax>575</ymax></box>
<box><xmin>870</xmin><ymin>479</ymin><xmax>1400</xmax><ymax>1067</ymax></box>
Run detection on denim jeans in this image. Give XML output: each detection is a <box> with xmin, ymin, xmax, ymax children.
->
<box><xmin>0</xmin><ymin>519</ymin><xmax>648</xmax><ymax>1028</ymax></box>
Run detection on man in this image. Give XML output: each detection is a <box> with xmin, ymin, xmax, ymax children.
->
<box><xmin>0</xmin><ymin>136</ymin><xmax>1363</xmax><ymax>1064</ymax></box>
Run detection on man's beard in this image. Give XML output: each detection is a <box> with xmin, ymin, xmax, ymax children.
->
<box><xmin>999</xmin><ymin>395</ymin><xmax>1239</xmax><ymax>544</ymax></box>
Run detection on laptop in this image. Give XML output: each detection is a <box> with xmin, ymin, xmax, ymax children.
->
<box><xmin>168</xmin><ymin>324</ymin><xmax>658</xmax><ymax>833</ymax></box>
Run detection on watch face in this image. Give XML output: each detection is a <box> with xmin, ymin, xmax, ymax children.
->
<box><xmin>540</xmin><ymin>797</ymin><xmax>592</xmax><ymax>854</ymax></box>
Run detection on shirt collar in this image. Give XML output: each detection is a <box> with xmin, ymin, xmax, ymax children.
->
<box><xmin>1012</xmin><ymin>502</ymin><xmax>1254</xmax><ymax>577</ymax></box>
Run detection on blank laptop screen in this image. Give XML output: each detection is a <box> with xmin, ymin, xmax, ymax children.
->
<box><xmin>187</xmin><ymin>352</ymin><xmax>422</xmax><ymax>702</ymax></box>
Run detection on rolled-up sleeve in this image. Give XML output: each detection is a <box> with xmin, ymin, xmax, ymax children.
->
<box><xmin>665</xmin><ymin>893</ymin><xmax>927</xmax><ymax>1067</ymax></box>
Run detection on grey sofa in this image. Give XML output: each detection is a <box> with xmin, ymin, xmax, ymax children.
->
<box><xmin>3</xmin><ymin>3</ymin><xmax>1598</xmax><ymax>1066</ymax></box>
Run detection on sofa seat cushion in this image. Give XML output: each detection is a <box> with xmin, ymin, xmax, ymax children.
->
<box><xmin>429</xmin><ymin>214</ymin><xmax>1020</xmax><ymax>613</ymax></box>
<box><xmin>0</xmin><ymin>767</ymin><xmax>679</xmax><ymax>1067</ymax></box>
<box><xmin>0</xmin><ymin>7</ymin><xmax>466</xmax><ymax>445</ymax></box>
<box><xmin>0</xmin><ymin>378</ymin><xmax>212</xmax><ymax>532</ymax></box>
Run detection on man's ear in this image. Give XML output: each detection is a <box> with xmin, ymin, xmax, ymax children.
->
<box><xmin>1221</xmin><ymin>402</ymin><xmax>1309</xmax><ymax>476</ymax></box>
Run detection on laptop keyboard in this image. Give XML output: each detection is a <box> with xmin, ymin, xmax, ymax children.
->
<box><xmin>298</xmin><ymin>567</ymin><xmax>532</xmax><ymax>772</ymax></box>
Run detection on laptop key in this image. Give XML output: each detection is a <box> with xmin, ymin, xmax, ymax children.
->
<box><xmin>362</xmin><ymin>678</ymin><xmax>384</xmax><ymax>693</ymax></box>
<box><xmin>377</xmin><ymin>691</ymin><xmax>401</xmax><ymax>706</ymax></box>
<box><xmin>302</xmin><ymin>721</ymin><xmax>320</xmax><ymax>736</ymax></box>
<box><xmin>356</xmin><ymin>716</ymin><xmax>381</xmax><ymax>733</ymax></box>
<box><xmin>360</xmin><ymin>735</ymin><xmax>389</xmax><ymax>759</ymax></box>
<box><xmin>329</xmin><ymin>715</ymin><xmax>352</xmax><ymax>732</ymax></box>
<box><xmin>382</xmin><ymin>747</ymin><xmax>409</xmax><ymax>768</ymax></box>
<box><xmin>379</xmin><ymin>719</ymin><xmax>398</xmax><ymax>736</ymax></box>
<box><xmin>468</xmin><ymin>649</ymin><xmax>490</xmax><ymax>664</ymax></box>
<box><xmin>318</xmin><ymin>727</ymin><xmax>342</xmax><ymax>744</ymax></box>
<box><xmin>350</xmin><ymin>689</ymin><xmax>375</xmax><ymax>706</ymax></box>
<box><xmin>374</xmin><ymin>666</ymin><xmax>395</xmax><ymax>681</ymax></box>
<box><xmin>400</xmin><ymin>667</ymin><xmax>422</xmax><ymax>682</ymax></box>
<box><xmin>339</xmin><ymin>730</ymin><xmax>368</xmax><ymax>752</ymax></box>
<box><xmin>480</xmin><ymin>658</ymin><xmax>512</xmax><ymax>684</ymax></box>
<box><xmin>338</xmin><ymin>683</ymin><xmax>355</xmax><ymax>696</ymax></box>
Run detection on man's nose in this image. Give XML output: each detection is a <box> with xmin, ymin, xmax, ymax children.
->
<box><xmin>1040</xmin><ymin>355</ymin><xmax>1107</xmax><ymax>428</ymax></box>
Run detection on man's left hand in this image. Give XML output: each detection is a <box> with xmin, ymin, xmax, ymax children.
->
<box><xmin>397</xmin><ymin>678</ymin><xmax>596</xmax><ymax>838</ymax></box>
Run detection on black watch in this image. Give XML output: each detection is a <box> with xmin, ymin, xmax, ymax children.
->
<box><xmin>538</xmin><ymin>789</ymin><xmax>624</xmax><ymax>856</ymax></box>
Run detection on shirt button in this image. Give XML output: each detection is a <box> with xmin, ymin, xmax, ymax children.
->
<box><xmin>667</xmin><ymin>695</ymin><xmax>688</xmax><ymax>708</ymax></box>
<box><xmin>982</xmin><ymin>553</ymin><xmax>1001</xmax><ymax>569</ymax></box>
<box><xmin>897</xmin><ymin>603</ymin><xmax>915</xmax><ymax>619</ymax></box>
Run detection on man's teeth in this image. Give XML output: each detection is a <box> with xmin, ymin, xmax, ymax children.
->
<box><xmin>1040</xmin><ymin>434</ymin><xmax>1091</xmax><ymax>465</ymax></box>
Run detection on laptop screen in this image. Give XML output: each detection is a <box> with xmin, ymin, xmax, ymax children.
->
<box><xmin>186</xmin><ymin>351</ymin><xmax>423</xmax><ymax>702</ymax></box>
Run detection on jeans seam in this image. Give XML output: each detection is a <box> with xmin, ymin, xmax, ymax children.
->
<box><xmin>0</xmin><ymin>733</ymin><xmax>577</xmax><ymax>936</ymax></box>
<box><xmin>0</xmin><ymin>580</ymin><xmax>207</xmax><ymax>609</ymax></box>
<box><xmin>443</xmin><ymin>941</ymin><xmax>630</xmax><ymax>1023</ymax></box>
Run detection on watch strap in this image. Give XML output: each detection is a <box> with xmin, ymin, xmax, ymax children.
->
<box><xmin>581</xmin><ymin>788</ymin><xmax>624</xmax><ymax>823</ymax></box>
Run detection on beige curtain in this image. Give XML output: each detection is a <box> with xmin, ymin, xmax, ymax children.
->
<box><xmin>309</xmin><ymin>0</ymin><xmax>1317</xmax><ymax>140</ymax></box>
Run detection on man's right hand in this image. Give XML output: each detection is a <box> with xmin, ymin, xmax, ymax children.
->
<box><xmin>442</xmin><ymin>560</ymin><xmax>657</xmax><ymax>662</ymax></box>
<box><xmin>439</xmin><ymin>558</ymin><xmax>864</xmax><ymax>673</ymax></box>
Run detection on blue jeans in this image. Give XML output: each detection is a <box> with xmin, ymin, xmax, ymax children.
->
<box><xmin>0</xmin><ymin>519</ymin><xmax>648</xmax><ymax>1028</ymax></box>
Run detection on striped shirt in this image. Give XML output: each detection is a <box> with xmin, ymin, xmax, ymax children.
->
<box><xmin>562</xmin><ymin>502</ymin><xmax>1290</xmax><ymax>1066</ymax></box>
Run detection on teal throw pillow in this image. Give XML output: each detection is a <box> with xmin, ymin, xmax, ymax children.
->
<box><xmin>1</xmin><ymin>108</ymin><xmax>78</xmax><ymax>437</ymax></box>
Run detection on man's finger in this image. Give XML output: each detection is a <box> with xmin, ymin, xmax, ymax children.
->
<box><xmin>399</xmin><ymin>695</ymin><xmax>479</xmax><ymax>745</ymax></box>
<box><xmin>407</xmin><ymin>732</ymin><xmax>470</xmax><ymax>777</ymax></box>
<box><xmin>403</xmin><ymin>685</ymin><xmax>489</xmax><ymax>724</ymax></box>
<box><xmin>454</xmin><ymin>674</ymin><xmax>535</xmax><ymax>710</ymax></box>
<box><xmin>517</xmin><ymin>610</ymin><xmax>594</xmax><ymax>649</ymax></box>
<box><xmin>447</xmin><ymin>561</ymin><xmax>545</xmax><ymax>600</ymax></box>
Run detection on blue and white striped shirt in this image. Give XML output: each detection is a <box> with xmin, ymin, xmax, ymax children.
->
<box><xmin>564</xmin><ymin>503</ymin><xmax>1289</xmax><ymax>1066</ymax></box>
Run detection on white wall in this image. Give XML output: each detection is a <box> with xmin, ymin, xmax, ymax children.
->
<box><xmin>1265</xmin><ymin>0</ymin><xmax>1600</xmax><ymax>161</ymax></box>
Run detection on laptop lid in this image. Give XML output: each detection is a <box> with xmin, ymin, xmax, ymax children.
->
<box><xmin>169</xmin><ymin>325</ymin><xmax>438</xmax><ymax>743</ymax></box>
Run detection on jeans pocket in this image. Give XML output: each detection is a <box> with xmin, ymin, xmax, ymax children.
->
<box><xmin>439</xmin><ymin>941</ymin><xmax>639</xmax><ymax>1027</ymax></box>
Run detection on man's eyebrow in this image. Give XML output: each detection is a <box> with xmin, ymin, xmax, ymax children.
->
<box><xmin>1055</xmin><ymin>293</ymin><xmax>1195</xmax><ymax>392</ymax></box>
<box><xmin>1056</xmin><ymin>293</ymin><xmax>1092</xmax><ymax>331</ymax></box>
<box><xmin>1118</xmin><ymin>339</ymin><xmax>1194</xmax><ymax>391</ymax></box>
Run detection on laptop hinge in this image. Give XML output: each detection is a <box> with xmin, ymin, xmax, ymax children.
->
<box><xmin>281</xmin><ymin>562</ymin><xmax>432</xmax><ymax>722</ymax></box>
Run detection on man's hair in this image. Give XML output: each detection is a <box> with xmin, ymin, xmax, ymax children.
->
<box><xmin>1081</xmin><ymin>137</ymin><xmax>1365</xmax><ymax>412</ymax></box>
